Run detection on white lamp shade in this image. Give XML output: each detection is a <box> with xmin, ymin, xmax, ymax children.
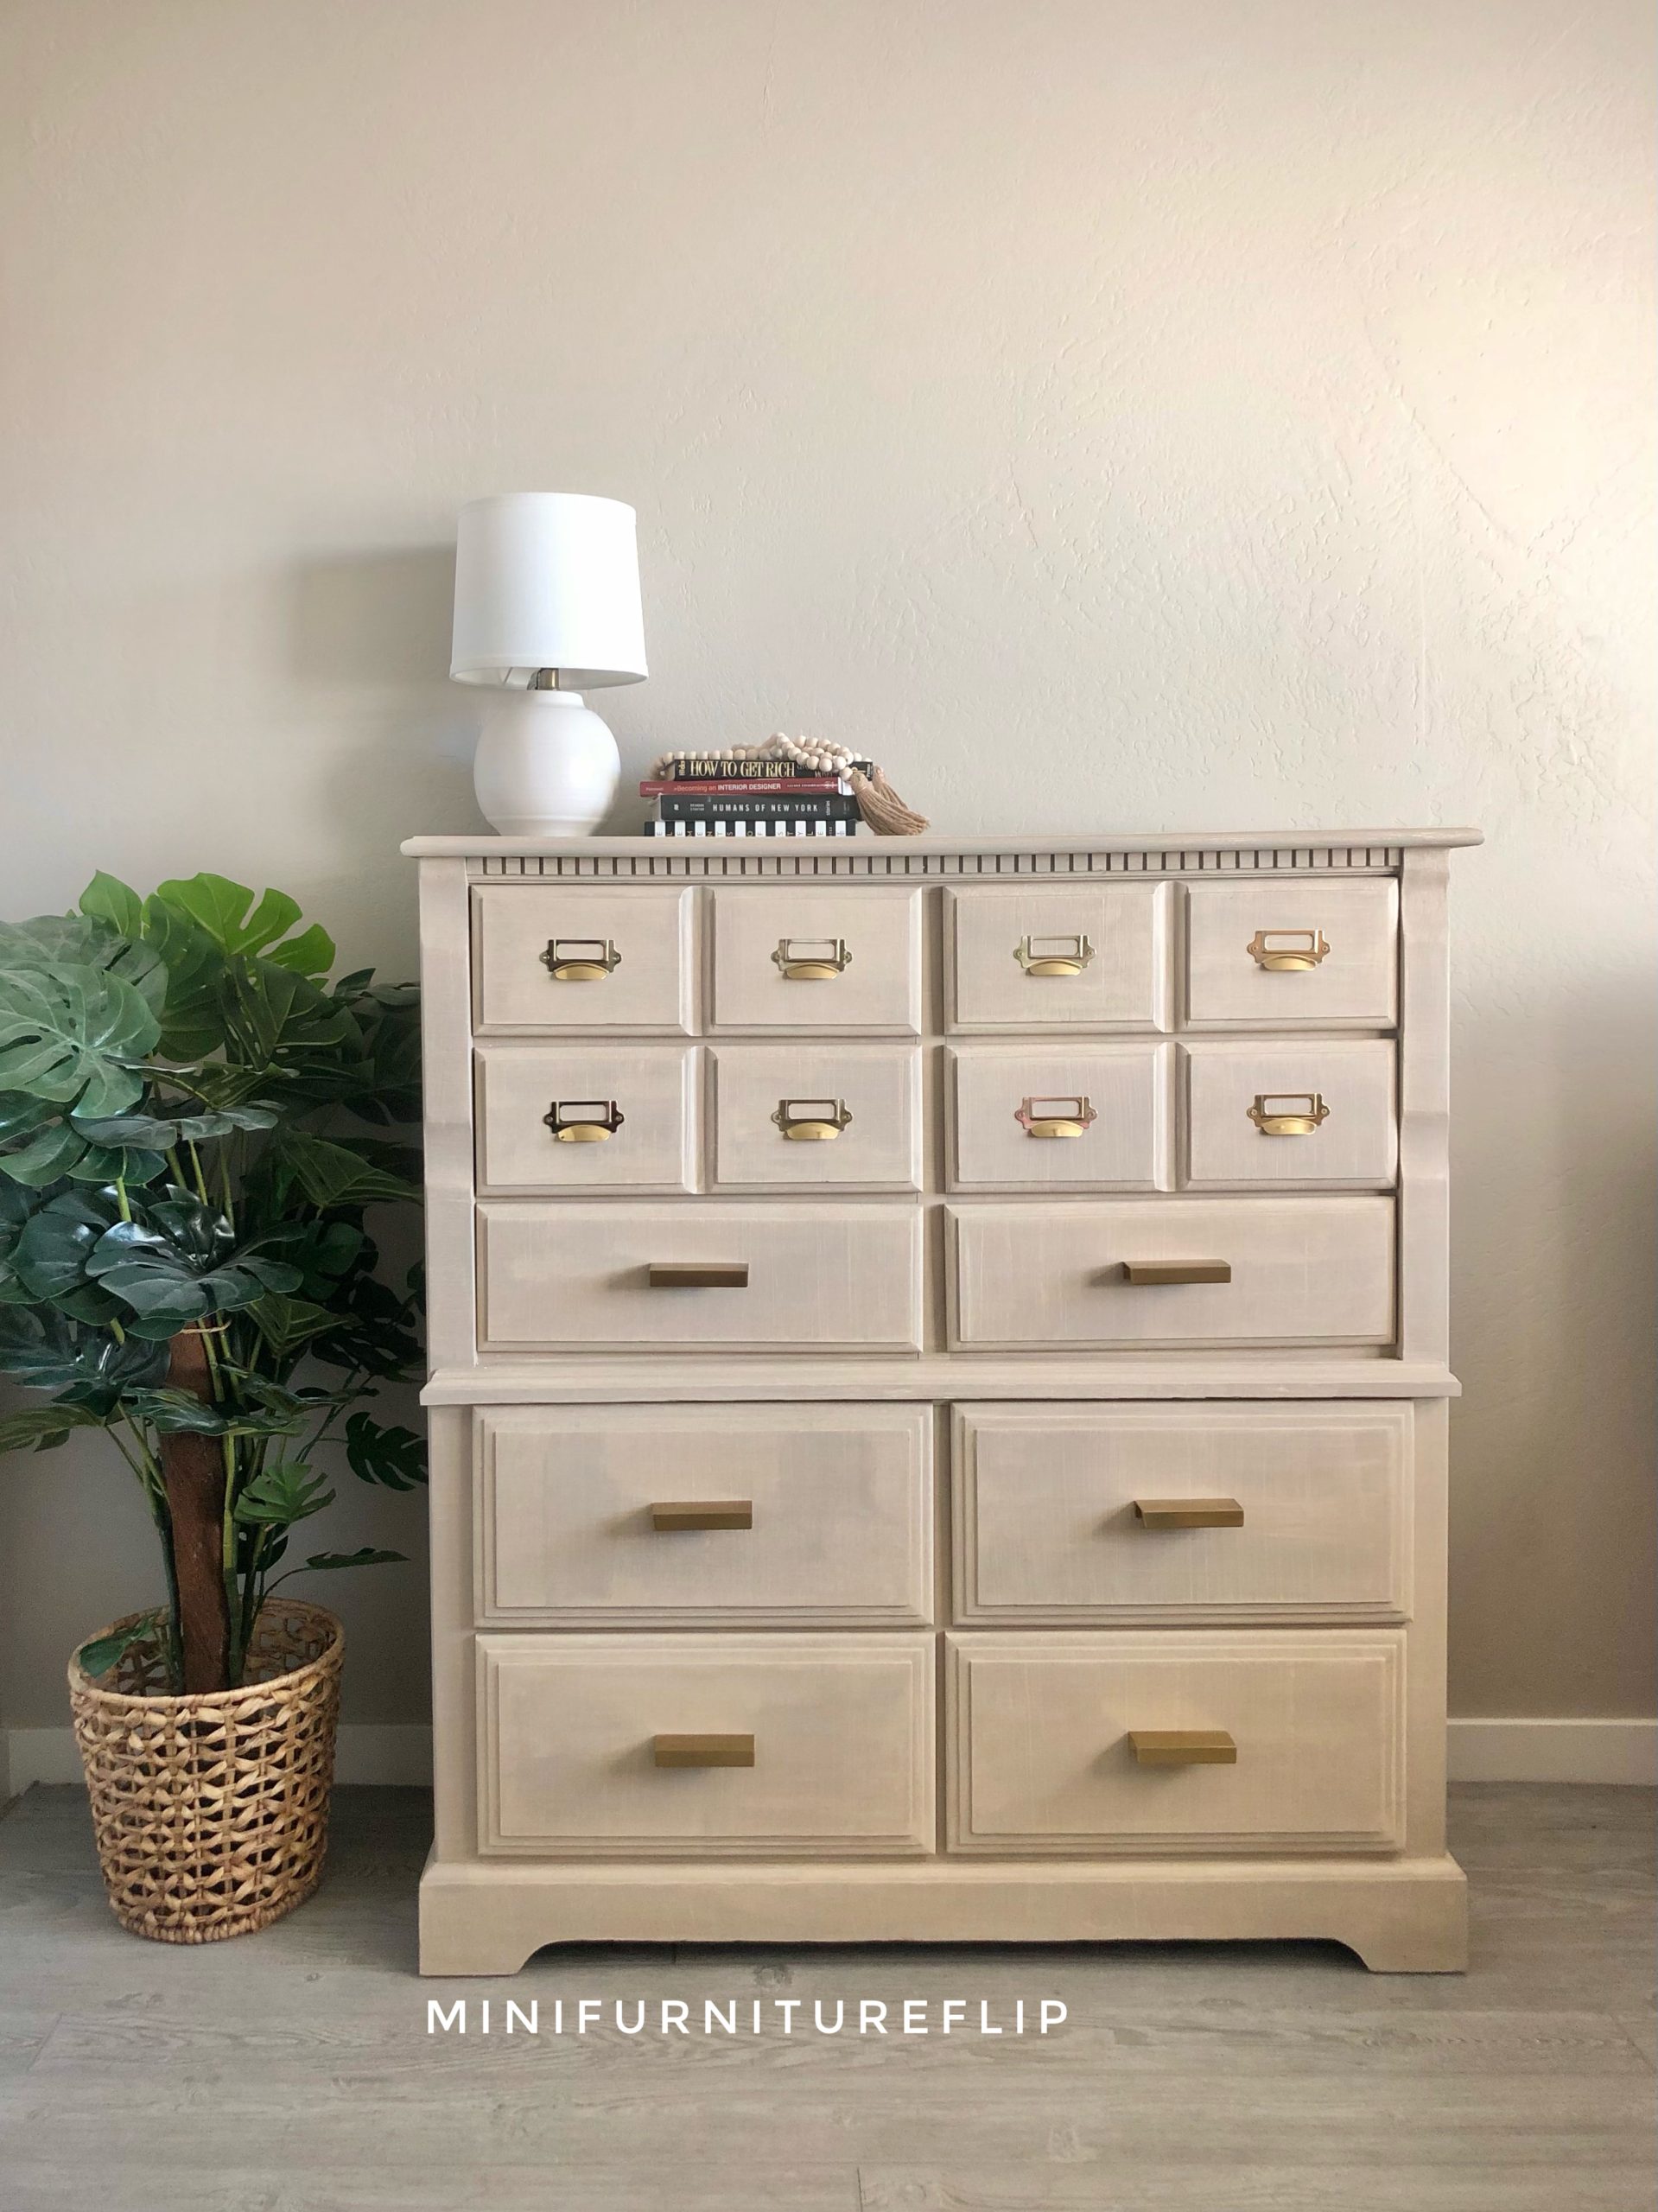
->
<box><xmin>450</xmin><ymin>492</ymin><xmax>647</xmax><ymax>688</ymax></box>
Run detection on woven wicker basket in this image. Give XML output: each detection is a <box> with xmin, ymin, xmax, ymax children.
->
<box><xmin>67</xmin><ymin>1599</ymin><xmax>344</xmax><ymax>1944</ymax></box>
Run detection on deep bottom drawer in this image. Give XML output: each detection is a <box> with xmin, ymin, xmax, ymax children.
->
<box><xmin>947</xmin><ymin>1630</ymin><xmax>1405</xmax><ymax>1854</ymax></box>
<box><xmin>479</xmin><ymin>1633</ymin><xmax>935</xmax><ymax>1856</ymax></box>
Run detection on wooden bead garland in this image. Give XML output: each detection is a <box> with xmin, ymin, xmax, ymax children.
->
<box><xmin>647</xmin><ymin>734</ymin><xmax>929</xmax><ymax>835</ymax></box>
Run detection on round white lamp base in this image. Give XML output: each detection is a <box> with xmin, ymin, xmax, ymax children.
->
<box><xmin>473</xmin><ymin>689</ymin><xmax>621</xmax><ymax>836</ymax></box>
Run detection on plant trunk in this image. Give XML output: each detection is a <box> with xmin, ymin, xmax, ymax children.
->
<box><xmin>160</xmin><ymin>1327</ymin><xmax>232</xmax><ymax>1693</ymax></box>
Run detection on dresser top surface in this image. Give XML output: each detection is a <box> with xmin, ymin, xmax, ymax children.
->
<box><xmin>403</xmin><ymin>828</ymin><xmax>1483</xmax><ymax>858</ymax></box>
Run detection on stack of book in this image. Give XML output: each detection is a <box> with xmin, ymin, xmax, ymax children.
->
<box><xmin>641</xmin><ymin>756</ymin><xmax>873</xmax><ymax>837</ymax></box>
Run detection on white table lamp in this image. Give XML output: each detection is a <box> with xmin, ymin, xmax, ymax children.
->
<box><xmin>451</xmin><ymin>493</ymin><xmax>647</xmax><ymax>836</ymax></box>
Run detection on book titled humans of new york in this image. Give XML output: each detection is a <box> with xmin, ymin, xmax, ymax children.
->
<box><xmin>429</xmin><ymin>1995</ymin><xmax>1068</xmax><ymax>2038</ymax></box>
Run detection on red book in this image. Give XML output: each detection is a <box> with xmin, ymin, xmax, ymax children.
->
<box><xmin>638</xmin><ymin>777</ymin><xmax>847</xmax><ymax>798</ymax></box>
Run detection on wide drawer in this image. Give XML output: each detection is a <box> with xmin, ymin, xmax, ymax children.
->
<box><xmin>947</xmin><ymin>1198</ymin><xmax>1394</xmax><ymax>1349</ymax></box>
<box><xmin>1184</xmin><ymin>1039</ymin><xmax>1396</xmax><ymax>1189</ymax></box>
<box><xmin>478</xmin><ymin>1201</ymin><xmax>924</xmax><ymax>1351</ymax></box>
<box><xmin>947</xmin><ymin>885</ymin><xmax>1173</xmax><ymax>1033</ymax></box>
<box><xmin>1185</xmin><ymin>879</ymin><xmax>1398</xmax><ymax>1028</ymax></box>
<box><xmin>479</xmin><ymin>1632</ymin><xmax>935</xmax><ymax>1855</ymax></box>
<box><xmin>474</xmin><ymin>1044</ymin><xmax>697</xmax><ymax>1194</ymax></box>
<box><xmin>952</xmin><ymin>1403</ymin><xmax>1413</xmax><ymax>1624</ymax></box>
<box><xmin>710</xmin><ymin>1044</ymin><xmax>921</xmax><ymax>1192</ymax></box>
<box><xmin>475</xmin><ymin>1404</ymin><xmax>932</xmax><ymax>1625</ymax></box>
<box><xmin>946</xmin><ymin>1630</ymin><xmax>1406</xmax><ymax>1854</ymax></box>
<box><xmin>948</xmin><ymin>1043</ymin><xmax>1171</xmax><ymax>1192</ymax></box>
<box><xmin>709</xmin><ymin>887</ymin><xmax>921</xmax><ymax>1033</ymax></box>
<box><xmin>473</xmin><ymin>886</ymin><xmax>695</xmax><ymax>1033</ymax></box>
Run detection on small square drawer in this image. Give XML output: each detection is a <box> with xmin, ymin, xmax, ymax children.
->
<box><xmin>948</xmin><ymin>885</ymin><xmax>1172</xmax><ymax>1033</ymax></box>
<box><xmin>1185</xmin><ymin>880</ymin><xmax>1398</xmax><ymax>1028</ymax></box>
<box><xmin>1184</xmin><ymin>1039</ymin><xmax>1396</xmax><ymax>1189</ymax></box>
<box><xmin>946</xmin><ymin>1198</ymin><xmax>1394</xmax><ymax>1350</ymax></box>
<box><xmin>474</xmin><ymin>1044</ymin><xmax>697</xmax><ymax>1195</ymax></box>
<box><xmin>478</xmin><ymin>1201</ymin><xmax>924</xmax><ymax>1351</ymax></box>
<box><xmin>710</xmin><ymin>1045</ymin><xmax>921</xmax><ymax>1192</ymax></box>
<box><xmin>479</xmin><ymin>1632</ymin><xmax>936</xmax><ymax>1856</ymax></box>
<box><xmin>709</xmin><ymin>887</ymin><xmax>920</xmax><ymax>1033</ymax></box>
<box><xmin>475</xmin><ymin>1404</ymin><xmax>932</xmax><ymax>1626</ymax></box>
<box><xmin>948</xmin><ymin>1044</ymin><xmax>1170</xmax><ymax>1192</ymax></box>
<box><xmin>952</xmin><ymin>1402</ymin><xmax>1413</xmax><ymax>1625</ymax></box>
<box><xmin>946</xmin><ymin>1630</ymin><xmax>1406</xmax><ymax>1853</ymax></box>
<box><xmin>473</xmin><ymin>886</ymin><xmax>695</xmax><ymax>1034</ymax></box>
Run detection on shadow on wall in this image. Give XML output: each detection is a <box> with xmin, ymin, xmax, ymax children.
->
<box><xmin>285</xmin><ymin>545</ymin><xmax>485</xmax><ymax>858</ymax></box>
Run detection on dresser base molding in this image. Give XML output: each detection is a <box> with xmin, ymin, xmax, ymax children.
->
<box><xmin>417</xmin><ymin>1851</ymin><xmax>1469</xmax><ymax>1978</ymax></box>
<box><xmin>423</xmin><ymin>1358</ymin><xmax>1461</xmax><ymax>1407</ymax></box>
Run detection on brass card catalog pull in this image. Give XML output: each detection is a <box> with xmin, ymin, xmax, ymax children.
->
<box><xmin>542</xmin><ymin>937</ymin><xmax>622</xmax><ymax>982</ymax></box>
<box><xmin>1134</xmin><ymin>1498</ymin><xmax>1245</xmax><ymax>1530</ymax></box>
<box><xmin>1246</xmin><ymin>928</ymin><xmax>1329</xmax><ymax>972</ymax></box>
<box><xmin>647</xmin><ymin>1262</ymin><xmax>750</xmax><ymax>1289</ymax></box>
<box><xmin>1128</xmin><ymin>1730</ymin><xmax>1237</xmax><ymax>1767</ymax></box>
<box><xmin>1014</xmin><ymin>1095</ymin><xmax>1096</xmax><ymax>1140</ymax></box>
<box><xmin>1248</xmin><ymin>1091</ymin><xmax>1329</xmax><ymax>1137</ymax></box>
<box><xmin>1121</xmin><ymin>1260</ymin><xmax>1232</xmax><ymax>1286</ymax></box>
<box><xmin>543</xmin><ymin>1099</ymin><xmax>625</xmax><ymax>1144</ymax></box>
<box><xmin>772</xmin><ymin>937</ymin><xmax>852</xmax><ymax>981</ymax></box>
<box><xmin>1014</xmin><ymin>932</ymin><xmax>1094</xmax><ymax>977</ymax></box>
<box><xmin>651</xmin><ymin>1500</ymin><xmax>753</xmax><ymax>1532</ymax></box>
<box><xmin>653</xmin><ymin>1733</ymin><xmax>755</xmax><ymax>1769</ymax></box>
<box><xmin>772</xmin><ymin>1097</ymin><xmax>853</xmax><ymax>1141</ymax></box>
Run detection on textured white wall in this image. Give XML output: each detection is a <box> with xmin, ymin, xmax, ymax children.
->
<box><xmin>0</xmin><ymin>0</ymin><xmax>1652</xmax><ymax>1730</ymax></box>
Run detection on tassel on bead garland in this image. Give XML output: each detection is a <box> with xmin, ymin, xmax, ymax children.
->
<box><xmin>646</xmin><ymin>734</ymin><xmax>929</xmax><ymax>836</ymax></box>
<box><xmin>846</xmin><ymin>765</ymin><xmax>930</xmax><ymax>836</ymax></box>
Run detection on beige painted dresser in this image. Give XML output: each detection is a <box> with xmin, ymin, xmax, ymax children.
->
<box><xmin>405</xmin><ymin>828</ymin><xmax>1480</xmax><ymax>1974</ymax></box>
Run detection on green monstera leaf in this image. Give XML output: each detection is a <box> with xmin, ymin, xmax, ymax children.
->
<box><xmin>152</xmin><ymin>874</ymin><xmax>335</xmax><ymax>975</ymax></box>
<box><xmin>0</xmin><ymin>962</ymin><xmax>159</xmax><ymax>1119</ymax></box>
<box><xmin>344</xmin><ymin>1410</ymin><xmax>427</xmax><ymax>1491</ymax></box>
<box><xmin>0</xmin><ymin>913</ymin><xmax>166</xmax><ymax>1014</ymax></box>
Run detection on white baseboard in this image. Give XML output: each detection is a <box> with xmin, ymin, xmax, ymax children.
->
<box><xmin>4</xmin><ymin>1719</ymin><xmax>1654</xmax><ymax>1798</ymax></box>
<box><xmin>1447</xmin><ymin>1718</ymin><xmax>1657</xmax><ymax>1784</ymax></box>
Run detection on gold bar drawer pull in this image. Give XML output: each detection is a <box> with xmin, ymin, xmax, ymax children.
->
<box><xmin>543</xmin><ymin>1099</ymin><xmax>625</xmax><ymax>1143</ymax></box>
<box><xmin>772</xmin><ymin>1097</ymin><xmax>853</xmax><ymax>1141</ymax></box>
<box><xmin>653</xmin><ymin>1733</ymin><xmax>755</xmax><ymax>1769</ymax></box>
<box><xmin>541</xmin><ymin>937</ymin><xmax>621</xmax><ymax>982</ymax></box>
<box><xmin>1134</xmin><ymin>1498</ymin><xmax>1245</xmax><ymax>1530</ymax></box>
<box><xmin>1248</xmin><ymin>1092</ymin><xmax>1329</xmax><ymax>1137</ymax></box>
<box><xmin>1014</xmin><ymin>932</ymin><xmax>1094</xmax><ymax>976</ymax></box>
<box><xmin>772</xmin><ymin>937</ymin><xmax>851</xmax><ymax>981</ymax></box>
<box><xmin>1015</xmin><ymin>1095</ymin><xmax>1096</xmax><ymax>1139</ymax></box>
<box><xmin>650</xmin><ymin>1500</ymin><xmax>753</xmax><ymax>1532</ymax></box>
<box><xmin>1121</xmin><ymin>1260</ymin><xmax>1232</xmax><ymax>1286</ymax></box>
<box><xmin>1246</xmin><ymin>928</ymin><xmax>1329</xmax><ymax>972</ymax></box>
<box><xmin>647</xmin><ymin>1262</ymin><xmax>750</xmax><ymax>1289</ymax></box>
<box><xmin>1128</xmin><ymin>1730</ymin><xmax>1237</xmax><ymax>1767</ymax></box>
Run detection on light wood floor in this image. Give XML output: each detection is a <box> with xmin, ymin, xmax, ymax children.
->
<box><xmin>0</xmin><ymin>1783</ymin><xmax>1651</xmax><ymax>2211</ymax></box>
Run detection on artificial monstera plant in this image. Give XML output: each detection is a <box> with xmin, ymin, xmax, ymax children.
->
<box><xmin>0</xmin><ymin>871</ymin><xmax>425</xmax><ymax>1694</ymax></box>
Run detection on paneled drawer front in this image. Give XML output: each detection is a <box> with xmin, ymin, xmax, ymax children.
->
<box><xmin>476</xmin><ymin>1404</ymin><xmax>932</xmax><ymax>1625</ymax></box>
<box><xmin>949</xmin><ymin>1044</ymin><xmax>1170</xmax><ymax>1192</ymax></box>
<box><xmin>474</xmin><ymin>1044</ymin><xmax>696</xmax><ymax>1195</ymax></box>
<box><xmin>478</xmin><ymin>1201</ymin><xmax>924</xmax><ymax>1351</ymax></box>
<box><xmin>473</xmin><ymin>887</ymin><xmax>695</xmax><ymax>1034</ymax></box>
<box><xmin>479</xmin><ymin>1632</ymin><xmax>935</xmax><ymax>1856</ymax></box>
<box><xmin>710</xmin><ymin>1045</ymin><xmax>921</xmax><ymax>1192</ymax></box>
<box><xmin>709</xmin><ymin>887</ymin><xmax>920</xmax><ymax>1033</ymax></box>
<box><xmin>947</xmin><ymin>1198</ymin><xmax>1394</xmax><ymax>1349</ymax></box>
<box><xmin>948</xmin><ymin>885</ymin><xmax>1172</xmax><ymax>1033</ymax></box>
<box><xmin>952</xmin><ymin>1403</ymin><xmax>1412</xmax><ymax>1624</ymax></box>
<box><xmin>1185</xmin><ymin>1039</ymin><xmax>1396</xmax><ymax>1190</ymax></box>
<box><xmin>1185</xmin><ymin>879</ymin><xmax>1398</xmax><ymax>1028</ymax></box>
<box><xmin>947</xmin><ymin>1630</ymin><xmax>1406</xmax><ymax>1854</ymax></box>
